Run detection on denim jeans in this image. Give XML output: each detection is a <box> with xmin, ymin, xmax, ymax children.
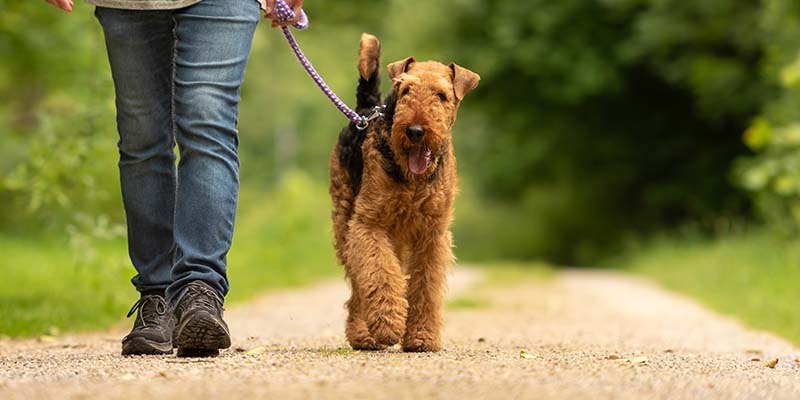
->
<box><xmin>95</xmin><ymin>0</ymin><xmax>260</xmax><ymax>304</ymax></box>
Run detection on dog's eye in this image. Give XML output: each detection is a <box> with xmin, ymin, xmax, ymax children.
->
<box><xmin>401</xmin><ymin>87</ymin><xmax>411</xmax><ymax>97</ymax></box>
<box><xmin>437</xmin><ymin>92</ymin><xmax>448</xmax><ymax>102</ymax></box>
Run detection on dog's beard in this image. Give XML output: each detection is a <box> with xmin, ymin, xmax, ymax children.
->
<box><xmin>408</xmin><ymin>145</ymin><xmax>432</xmax><ymax>175</ymax></box>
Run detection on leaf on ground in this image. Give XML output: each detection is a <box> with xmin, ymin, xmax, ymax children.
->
<box><xmin>763</xmin><ymin>358</ymin><xmax>779</xmax><ymax>369</ymax></box>
<box><xmin>244</xmin><ymin>346</ymin><xmax>267</xmax><ymax>356</ymax></box>
<box><xmin>519</xmin><ymin>350</ymin><xmax>535</xmax><ymax>360</ymax></box>
<box><xmin>628</xmin><ymin>356</ymin><xmax>648</xmax><ymax>364</ymax></box>
<box><xmin>745</xmin><ymin>349</ymin><xmax>763</xmax><ymax>354</ymax></box>
<box><xmin>37</xmin><ymin>336</ymin><xmax>56</xmax><ymax>344</ymax></box>
<box><xmin>605</xmin><ymin>354</ymin><xmax>621</xmax><ymax>360</ymax></box>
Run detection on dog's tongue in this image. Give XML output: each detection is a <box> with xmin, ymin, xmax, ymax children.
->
<box><xmin>408</xmin><ymin>146</ymin><xmax>431</xmax><ymax>175</ymax></box>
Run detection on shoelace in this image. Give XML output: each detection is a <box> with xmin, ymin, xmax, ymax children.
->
<box><xmin>185</xmin><ymin>284</ymin><xmax>224</xmax><ymax>312</ymax></box>
<box><xmin>126</xmin><ymin>295</ymin><xmax>167</xmax><ymax>328</ymax></box>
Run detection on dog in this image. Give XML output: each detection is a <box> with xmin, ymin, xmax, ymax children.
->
<box><xmin>329</xmin><ymin>33</ymin><xmax>479</xmax><ymax>352</ymax></box>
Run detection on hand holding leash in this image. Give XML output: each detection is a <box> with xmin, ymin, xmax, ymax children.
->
<box><xmin>265</xmin><ymin>0</ymin><xmax>308</xmax><ymax>29</ymax></box>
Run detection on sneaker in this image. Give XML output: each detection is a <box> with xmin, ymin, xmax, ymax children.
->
<box><xmin>121</xmin><ymin>292</ymin><xmax>175</xmax><ymax>355</ymax></box>
<box><xmin>173</xmin><ymin>281</ymin><xmax>231</xmax><ymax>357</ymax></box>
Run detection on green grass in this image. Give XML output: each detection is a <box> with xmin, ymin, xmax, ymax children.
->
<box><xmin>619</xmin><ymin>230</ymin><xmax>800</xmax><ymax>346</ymax></box>
<box><xmin>0</xmin><ymin>170</ymin><xmax>339</xmax><ymax>338</ymax></box>
<box><xmin>317</xmin><ymin>346</ymin><xmax>354</xmax><ymax>356</ymax></box>
<box><xmin>0</xmin><ymin>236</ymin><xmax>132</xmax><ymax>338</ymax></box>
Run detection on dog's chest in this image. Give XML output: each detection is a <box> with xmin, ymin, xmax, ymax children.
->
<box><xmin>380</xmin><ymin>185</ymin><xmax>448</xmax><ymax>232</ymax></box>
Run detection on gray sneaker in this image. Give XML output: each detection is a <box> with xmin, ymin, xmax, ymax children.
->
<box><xmin>121</xmin><ymin>292</ymin><xmax>175</xmax><ymax>355</ymax></box>
<box><xmin>173</xmin><ymin>281</ymin><xmax>231</xmax><ymax>357</ymax></box>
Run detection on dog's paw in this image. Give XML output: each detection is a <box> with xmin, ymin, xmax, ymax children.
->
<box><xmin>348</xmin><ymin>335</ymin><xmax>386</xmax><ymax>351</ymax></box>
<box><xmin>346</xmin><ymin>317</ymin><xmax>386</xmax><ymax>351</ymax></box>
<box><xmin>402</xmin><ymin>330</ymin><xmax>442</xmax><ymax>352</ymax></box>
<box><xmin>365</xmin><ymin>296</ymin><xmax>407</xmax><ymax>347</ymax></box>
<box><xmin>369</xmin><ymin>317</ymin><xmax>404</xmax><ymax>348</ymax></box>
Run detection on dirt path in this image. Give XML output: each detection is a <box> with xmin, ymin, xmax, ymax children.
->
<box><xmin>1</xmin><ymin>268</ymin><xmax>799</xmax><ymax>399</ymax></box>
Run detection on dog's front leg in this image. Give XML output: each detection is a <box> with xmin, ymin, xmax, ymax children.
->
<box><xmin>402</xmin><ymin>231</ymin><xmax>452</xmax><ymax>352</ymax></box>
<box><xmin>344</xmin><ymin>222</ymin><xmax>408</xmax><ymax>349</ymax></box>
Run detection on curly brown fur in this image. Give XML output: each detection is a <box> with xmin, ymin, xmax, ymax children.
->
<box><xmin>329</xmin><ymin>33</ymin><xmax>480</xmax><ymax>352</ymax></box>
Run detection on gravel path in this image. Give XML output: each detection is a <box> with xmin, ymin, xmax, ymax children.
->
<box><xmin>1</xmin><ymin>268</ymin><xmax>799</xmax><ymax>399</ymax></box>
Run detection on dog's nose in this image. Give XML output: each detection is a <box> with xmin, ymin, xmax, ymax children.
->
<box><xmin>406</xmin><ymin>125</ymin><xmax>425</xmax><ymax>143</ymax></box>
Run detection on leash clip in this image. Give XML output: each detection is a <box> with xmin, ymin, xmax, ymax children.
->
<box><xmin>356</xmin><ymin>105</ymin><xmax>386</xmax><ymax>131</ymax></box>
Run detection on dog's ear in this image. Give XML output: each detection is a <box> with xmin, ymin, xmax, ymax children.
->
<box><xmin>449</xmin><ymin>63</ymin><xmax>480</xmax><ymax>101</ymax></box>
<box><xmin>387</xmin><ymin>57</ymin><xmax>416</xmax><ymax>80</ymax></box>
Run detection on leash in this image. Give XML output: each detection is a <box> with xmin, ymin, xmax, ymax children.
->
<box><xmin>273</xmin><ymin>1</ymin><xmax>383</xmax><ymax>130</ymax></box>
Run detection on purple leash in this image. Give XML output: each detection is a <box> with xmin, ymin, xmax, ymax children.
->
<box><xmin>273</xmin><ymin>1</ymin><xmax>382</xmax><ymax>130</ymax></box>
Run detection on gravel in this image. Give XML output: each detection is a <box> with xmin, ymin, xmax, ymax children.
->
<box><xmin>1</xmin><ymin>268</ymin><xmax>798</xmax><ymax>399</ymax></box>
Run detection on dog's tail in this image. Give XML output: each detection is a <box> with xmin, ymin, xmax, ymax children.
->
<box><xmin>356</xmin><ymin>33</ymin><xmax>381</xmax><ymax>113</ymax></box>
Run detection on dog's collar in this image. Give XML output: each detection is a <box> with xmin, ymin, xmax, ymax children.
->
<box><xmin>375</xmin><ymin>132</ymin><xmax>405</xmax><ymax>184</ymax></box>
<box><xmin>356</xmin><ymin>105</ymin><xmax>386</xmax><ymax>131</ymax></box>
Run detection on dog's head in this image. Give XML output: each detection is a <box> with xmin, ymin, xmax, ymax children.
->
<box><xmin>385</xmin><ymin>57</ymin><xmax>480</xmax><ymax>177</ymax></box>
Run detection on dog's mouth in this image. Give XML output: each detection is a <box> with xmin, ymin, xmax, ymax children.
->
<box><xmin>408</xmin><ymin>145</ymin><xmax>432</xmax><ymax>175</ymax></box>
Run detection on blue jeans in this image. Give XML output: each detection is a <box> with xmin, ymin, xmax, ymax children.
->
<box><xmin>95</xmin><ymin>0</ymin><xmax>260</xmax><ymax>304</ymax></box>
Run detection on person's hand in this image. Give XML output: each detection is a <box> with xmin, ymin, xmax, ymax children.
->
<box><xmin>264</xmin><ymin>0</ymin><xmax>305</xmax><ymax>28</ymax></box>
<box><xmin>45</xmin><ymin>0</ymin><xmax>74</xmax><ymax>12</ymax></box>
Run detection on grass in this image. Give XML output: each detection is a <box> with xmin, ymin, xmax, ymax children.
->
<box><xmin>318</xmin><ymin>346</ymin><xmax>354</xmax><ymax>356</ymax></box>
<box><xmin>619</xmin><ymin>230</ymin><xmax>800</xmax><ymax>346</ymax></box>
<box><xmin>0</xmin><ymin>170</ymin><xmax>339</xmax><ymax>338</ymax></box>
<box><xmin>0</xmin><ymin>236</ymin><xmax>132</xmax><ymax>338</ymax></box>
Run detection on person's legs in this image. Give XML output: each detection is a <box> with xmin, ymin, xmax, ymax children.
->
<box><xmin>166</xmin><ymin>0</ymin><xmax>260</xmax><ymax>306</ymax></box>
<box><xmin>95</xmin><ymin>7</ymin><xmax>178</xmax><ymax>355</ymax></box>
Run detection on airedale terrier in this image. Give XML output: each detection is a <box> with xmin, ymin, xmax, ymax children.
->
<box><xmin>329</xmin><ymin>33</ymin><xmax>480</xmax><ymax>352</ymax></box>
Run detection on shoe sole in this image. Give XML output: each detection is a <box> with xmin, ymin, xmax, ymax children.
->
<box><xmin>121</xmin><ymin>336</ymin><xmax>173</xmax><ymax>356</ymax></box>
<box><xmin>175</xmin><ymin>311</ymin><xmax>231</xmax><ymax>358</ymax></box>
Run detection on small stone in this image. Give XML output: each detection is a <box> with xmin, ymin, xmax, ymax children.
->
<box><xmin>763</xmin><ymin>358</ymin><xmax>779</xmax><ymax>369</ymax></box>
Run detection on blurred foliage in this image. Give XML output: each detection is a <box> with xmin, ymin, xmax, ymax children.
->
<box><xmin>0</xmin><ymin>0</ymin><xmax>124</xmax><ymax>269</ymax></box>
<box><xmin>438</xmin><ymin>0</ymin><xmax>772</xmax><ymax>262</ymax></box>
<box><xmin>736</xmin><ymin>0</ymin><xmax>800</xmax><ymax>235</ymax></box>
<box><xmin>4</xmin><ymin>0</ymin><xmax>800</xmax><ymax>269</ymax></box>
